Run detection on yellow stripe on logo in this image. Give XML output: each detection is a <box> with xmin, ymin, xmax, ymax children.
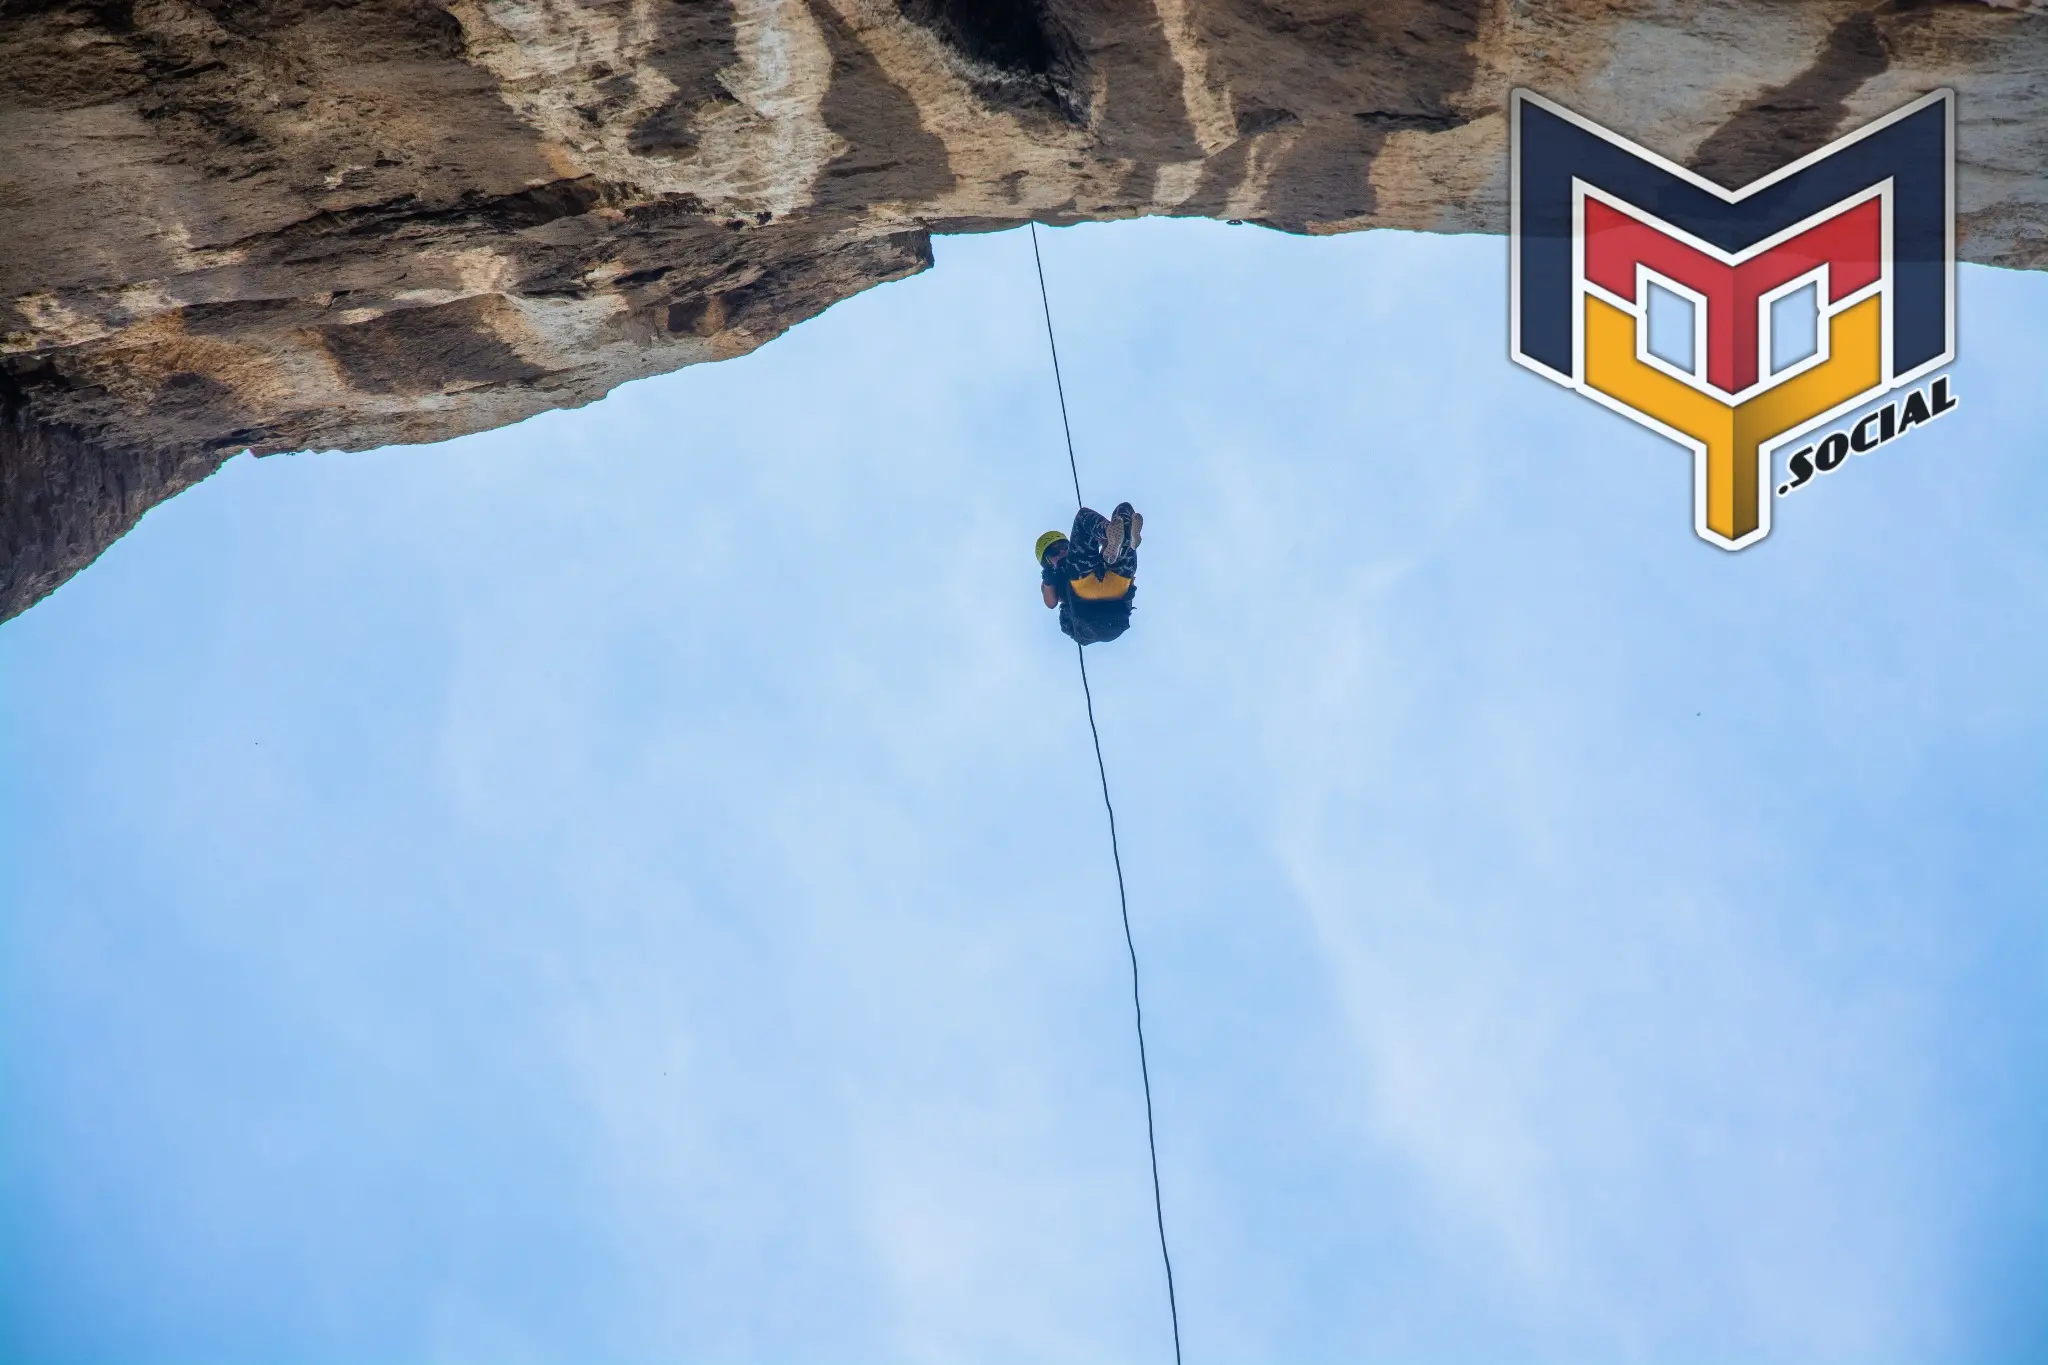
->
<box><xmin>1584</xmin><ymin>294</ymin><xmax>1883</xmax><ymax>546</ymax></box>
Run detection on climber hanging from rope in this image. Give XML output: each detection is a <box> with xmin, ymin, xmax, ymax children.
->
<box><xmin>1038</xmin><ymin>501</ymin><xmax>1143</xmax><ymax>645</ymax></box>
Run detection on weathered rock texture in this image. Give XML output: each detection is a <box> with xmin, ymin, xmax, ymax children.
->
<box><xmin>3</xmin><ymin>0</ymin><xmax>2044</xmax><ymax>618</ymax></box>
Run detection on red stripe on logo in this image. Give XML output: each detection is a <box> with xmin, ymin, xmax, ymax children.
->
<box><xmin>1583</xmin><ymin>197</ymin><xmax>1882</xmax><ymax>395</ymax></box>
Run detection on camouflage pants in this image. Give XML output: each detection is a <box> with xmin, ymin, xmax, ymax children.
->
<box><xmin>1060</xmin><ymin>505</ymin><xmax>1138</xmax><ymax>582</ymax></box>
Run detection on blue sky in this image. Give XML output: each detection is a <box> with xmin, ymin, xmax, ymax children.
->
<box><xmin>3</xmin><ymin>220</ymin><xmax>2044</xmax><ymax>1365</ymax></box>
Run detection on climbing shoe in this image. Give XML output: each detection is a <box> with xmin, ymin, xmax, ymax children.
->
<box><xmin>1107</xmin><ymin>501</ymin><xmax>1141</xmax><ymax>558</ymax></box>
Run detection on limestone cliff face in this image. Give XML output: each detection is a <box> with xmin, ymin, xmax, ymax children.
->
<box><xmin>3</xmin><ymin>0</ymin><xmax>2043</xmax><ymax>618</ymax></box>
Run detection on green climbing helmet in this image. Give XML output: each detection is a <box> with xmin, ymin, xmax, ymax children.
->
<box><xmin>1035</xmin><ymin>530</ymin><xmax>1068</xmax><ymax>563</ymax></box>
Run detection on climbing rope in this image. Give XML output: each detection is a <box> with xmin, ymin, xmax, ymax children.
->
<box><xmin>1029</xmin><ymin>222</ymin><xmax>1185</xmax><ymax>1365</ymax></box>
<box><xmin>1030</xmin><ymin>224</ymin><xmax>1087</xmax><ymax>511</ymax></box>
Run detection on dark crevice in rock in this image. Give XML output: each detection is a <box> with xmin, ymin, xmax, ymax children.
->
<box><xmin>614</xmin><ymin>265</ymin><xmax>673</xmax><ymax>288</ymax></box>
<box><xmin>900</xmin><ymin>0</ymin><xmax>1056</xmax><ymax>77</ymax></box>
<box><xmin>1354</xmin><ymin>109</ymin><xmax>1469</xmax><ymax>133</ymax></box>
<box><xmin>897</xmin><ymin>0</ymin><xmax>1088</xmax><ymax>123</ymax></box>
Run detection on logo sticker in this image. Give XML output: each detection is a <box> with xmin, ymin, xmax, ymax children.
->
<box><xmin>1510</xmin><ymin>89</ymin><xmax>1955</xmax><ymax>550</ymax></box>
